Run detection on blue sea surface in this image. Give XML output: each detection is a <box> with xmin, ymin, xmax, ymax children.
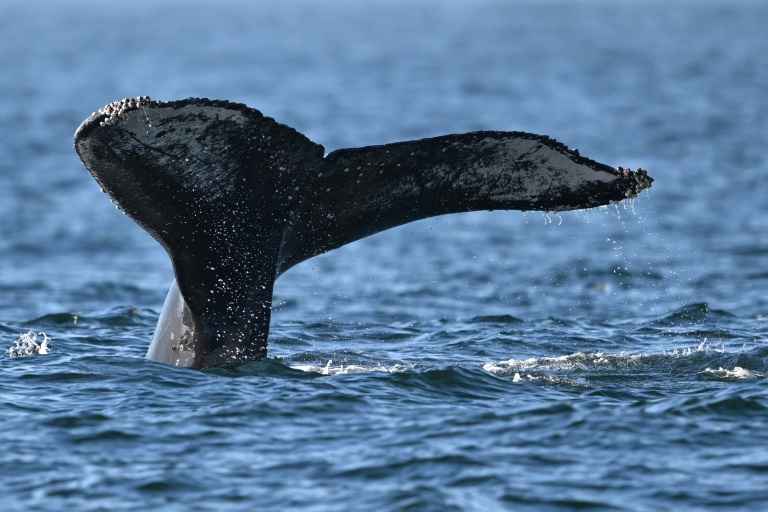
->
<box><xmin>2</xmin><ymin>0</ymin><xmax>768</xmax><ymax>510</ymax></box>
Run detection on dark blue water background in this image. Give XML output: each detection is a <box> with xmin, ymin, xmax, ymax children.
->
<box><xmin>2</xmin><ymin>0</ymin><xmax>767</xmax><ymax>510</ymax></box>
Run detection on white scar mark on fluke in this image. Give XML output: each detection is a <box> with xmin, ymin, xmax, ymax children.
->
<box><xmin>74</xmin><ymin>97</ymin><xmax>653</xmax><ymax>368</ymax></box>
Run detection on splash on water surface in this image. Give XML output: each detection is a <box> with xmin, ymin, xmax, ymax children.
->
<box><xmin>8</xmin><ymin>331</ymin><xmax>52</xmax><ymax>357</ymax></box>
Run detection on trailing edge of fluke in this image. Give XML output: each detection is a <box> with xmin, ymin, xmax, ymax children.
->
<box><xmin>74</xmin><ymin>97</ymin><xmax>652</xmax><ymax>368</ymax></box>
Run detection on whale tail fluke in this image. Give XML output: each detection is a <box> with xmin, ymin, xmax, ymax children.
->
<box><xmin>74</xmin><ymin>97</ymin><xmax>651</xmax><ymax>367</ymax></box>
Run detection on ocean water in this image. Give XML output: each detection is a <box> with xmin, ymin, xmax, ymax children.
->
<box><xmin>2</xmin><ymin>0</ymin><xmax>768</xmax><ymax>510</ymax></box>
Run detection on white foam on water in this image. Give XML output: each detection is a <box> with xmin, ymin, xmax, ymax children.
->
<box><xmin>8</xmin><ymin>331</ymin><xmax>52</xmax><ymax>358</ymax></box>
<box><xmin>483</xmin><ymin>341</ymin><xmax>760</xmax><ymax>384</ymax></box>
<box><xmin>482</xmin><ymin>351</ymin><xmax>643</xmax><ymax>386</ymax></box>
<box><xmin>292</xmin><ymin>359</ymin><xmax>414</xmax><ymax>375</ymax></box>
<box><xmin>703</xmin><ymin>366</ymin><xmax>760</xmax><ymax>380</ymax></box>
<box><xmin>483</xmin><ymin>351</ymin><xmax>647</xmax><ymax>375</ymax></box>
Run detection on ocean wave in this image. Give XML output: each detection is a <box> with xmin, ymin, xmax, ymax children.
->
<box><xmin>26</xmin><ymin>306</ymin><xmax>155</xmax><ymax>327</ymax></box>
<box><xmin>652</xmin><ymin>302</ymin><xmax>737</xmax><ymax>326</ymax></box>
<box><xmin>483</xmin><ymin>341</ymin><xmax>765</xmax><ymax>385</ymax></box>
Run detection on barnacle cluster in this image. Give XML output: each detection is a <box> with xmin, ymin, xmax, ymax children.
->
<box><xmin>618</xmin><ymin>167</ymin><xmax>653</xmax><ymax>198</ymax></box>
<box><xmin>98</xmin><ymin>96</ymin><xmax>151</xmax><ymax>126</ymax></box>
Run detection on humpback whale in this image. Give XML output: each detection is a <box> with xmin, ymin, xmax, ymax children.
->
<box><xmin>74</xmin><ymin>97</ymin><xmax>652</xmax><ymax>368</ymax></box>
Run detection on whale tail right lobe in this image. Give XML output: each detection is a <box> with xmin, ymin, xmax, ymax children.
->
<box><xmin>74</xmin><ymin>97</ymin><xmax>651</xmax><ymax>367</ymax></box>
<box><xmin>278</xmin><ymin>131</ymin><xmax>651</xmax><ymax>272</ymax></box>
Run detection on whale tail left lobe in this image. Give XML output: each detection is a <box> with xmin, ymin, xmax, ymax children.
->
<box><xmin>75</xmin><ymin>98</ymin><xmax>324</xmax><ymax>366</ymax></box>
